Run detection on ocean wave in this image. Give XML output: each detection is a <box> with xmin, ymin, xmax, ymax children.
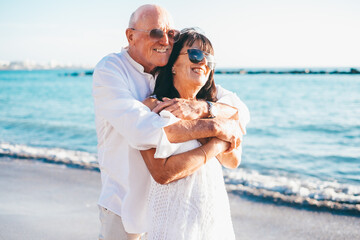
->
<box><xmin>1</xmin><ymin>142</ymin><xmax>359</xmax><ymax>212</ymax></box>
<box><xmin>0</xmin><ymin>142</ymin><xmax>98</xmax><ymax>170</ymax></box>
<box><xmin>223</xmin><ymin>169</ymin><xmax>360</xmax><ymax>213</ymax></box>
<box><xmin>292</xmin><ymin>123</ymin><xmax>355</xmax><ymax>135</ymax></box>
<box><xmin>247</xmin><ymin>127</ymin><xmax>279</xmax><ymax>137</ymax></box>
<box><xmin>0</xmin><ymin>117</ymin><xmax>94</xmax><ymax>133</ymax></box>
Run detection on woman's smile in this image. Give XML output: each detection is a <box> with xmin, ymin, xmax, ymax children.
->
<box><xmin>191</xmin><ymin>66</ymin><xmax>206</xmax><ymax>74</ymax></box>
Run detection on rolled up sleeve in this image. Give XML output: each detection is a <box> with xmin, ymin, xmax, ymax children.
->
<box><xmin>216</xmin><ymin>84</ymin><xmax>250</xmax><ymax>134</ymax></box>
<box><xmin>93</xmin><ymin>62</ymin><xmax>177</xmax><ymax>151</ymax></box>
<box><xmin>153</xmin><ymin>110</ymin><xmax>182</xmax><ymax>158</ymax></box>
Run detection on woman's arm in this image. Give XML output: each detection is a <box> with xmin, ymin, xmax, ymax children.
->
<box><xmin>140</xmin><ymin>138</ymin><xmax>227</xmax><ymax>185</ymax></box>
<box><xmin>141</xmin><ymin>97</ymin><xmax>227</xmax><ymax>184</ymax></box>
<box><xmin>141</xmin><ymin>97</ymin><xmax>240</xmax><ymax>184</ymax></box>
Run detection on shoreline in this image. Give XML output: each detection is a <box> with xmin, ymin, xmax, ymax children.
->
<box><xmin>229</xmin><ymin>192</ymin><xmax>360</xmax><ymax>239</ymax></box>
<box><xmin>2</xmin><ymin>68</ymin><xmax>360</xmax><ymax>75</ymax></box>
<box><xmin>1</xmin><ymin>157</ymin><xmax>359</xmax><ymax>239</ymax></box>
<box><xmin>60</xmin><ymin>67</ymin><xmax>360</xmax><ymax>76</ymax></box>
<box><xmin>2</xmin><ymin>145</ymin><xmax>359</xmax><ymax>214</ymax></box>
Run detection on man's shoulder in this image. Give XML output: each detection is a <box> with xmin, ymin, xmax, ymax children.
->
<box><xmin>95</xmin><ymin>52</ymin><xmax>126</xmax><ymax>71</ymax></box>
<box><xmin>215</xmin><ymin>84</ymin><xmax>232</xmax><ymax>96</ymax></box>
<box><xmin>92</xmin><ymin>51</ymin><xmax>132</xmax><ymax>86</ymax></box>
<box><xmin>215</xmin><ymin>84</ymin><xmax>250</xmax><ymax>127</ymax></box>
<box><xmin>215</xmin><ymin>83</ymin><xmax>248</xmax><ymax>110</ymax></box>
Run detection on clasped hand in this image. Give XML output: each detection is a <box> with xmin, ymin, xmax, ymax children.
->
<box><xmin>152</xmin><ymin>97</ymin><xmax>207</xmax><ymax>120</ymax></box>
<box><xmin>152</xmin><ymin>97</ymin><xmax>243</xmax><ymax>152</ymax></box>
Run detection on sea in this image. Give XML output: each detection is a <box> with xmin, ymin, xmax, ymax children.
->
<box><xmin>0</xmin><ymin>69</ymin><xmax>359</xmax><ymax>212</ymax></box>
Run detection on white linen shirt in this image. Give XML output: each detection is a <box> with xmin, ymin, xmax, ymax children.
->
<box><xmin>92</xmin><ymin>49</ymin><xmax>250</xmax><ymax>234</ymax></box>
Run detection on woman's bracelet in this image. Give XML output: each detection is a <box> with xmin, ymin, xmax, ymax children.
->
<box><xmin>199</xmin><ymin>146</ymin><xmax>207</xmax><ymax>164</ymax></box>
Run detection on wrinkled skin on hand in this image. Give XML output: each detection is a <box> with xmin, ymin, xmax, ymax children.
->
<box><xmin>152</xmin><ymin>97</ymin><xmax>207</xmax><ymax>120</ymax></box>
<box><xmin>152</xmin><ymin>97</ymin><xmax>243</xmax><ymax>152</ymax></box>
<box><xmin>214</xmin><ymin>118</ymin><xmax>243</xmax><ymax>152</ymax></box>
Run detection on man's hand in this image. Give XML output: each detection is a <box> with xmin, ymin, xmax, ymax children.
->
<box><xmin>213</xmin><ymin>118</ymin><xmax>243</xmax><ymax>152</ymax></box>
<box><xmin>152</xmin><ymin>97</ymin><xmax>208</xmax><ymax>120</ymax></box>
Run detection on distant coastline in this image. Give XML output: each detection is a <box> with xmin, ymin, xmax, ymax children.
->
<box><xmin>1</xmin><ymin>60</ymin><xmax>359</xmax><ymax>75</ymax></box>
<box><xmin>0</xmin><ymin>60</ymin><xmax>92</xmax><ymax>71</ymax></box>
<box><xmin>214</xmin><ymin>68</ymin><xmax>360</xmax><ymax>75</ymax></box>
<box><xmin>59</xmin><ymin>67</ymin><xmax>360</xmax><ymax>76</ymax></box>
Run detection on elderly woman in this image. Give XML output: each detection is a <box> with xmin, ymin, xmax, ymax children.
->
<box><xmin>141</xmin><ymin>29</ymin><xmax>242</xmax><ymax>240</ymax></box>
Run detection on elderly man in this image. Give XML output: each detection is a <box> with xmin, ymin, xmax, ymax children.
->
<box><xmin>92</xmin><ymin>4</ymin><xmax>249</xmax><ymax>240</ymax></box>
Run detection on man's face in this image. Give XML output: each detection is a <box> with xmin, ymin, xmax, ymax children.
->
<box><xmin>128</xmin><ymin>10</ymin><xmax>174</xmax><ymax>73</ymax></box>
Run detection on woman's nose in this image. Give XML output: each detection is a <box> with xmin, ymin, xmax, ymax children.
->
<box><xmin>198</xmin><ymin>56</ymin><xmax>207</xmax><ymax>65</ymax></box>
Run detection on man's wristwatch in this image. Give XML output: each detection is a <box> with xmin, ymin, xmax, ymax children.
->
<box><xmin>206</xmin><ymin>101</ymin><xmax>217</xmax><ymax>118</ymax></box>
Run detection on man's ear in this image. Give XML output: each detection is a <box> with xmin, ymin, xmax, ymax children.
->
<box><xmin>126</xmin><ymin>28</ymin><xmax>134</xmax><ymax>44</ymax></box>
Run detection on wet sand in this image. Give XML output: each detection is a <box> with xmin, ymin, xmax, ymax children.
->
<box><xmin>0</xmin><ymin>157</ymin><xmax>359</xmax><ymax>240</ymax></box>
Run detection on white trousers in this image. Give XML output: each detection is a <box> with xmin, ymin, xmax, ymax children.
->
<box><xmin>98</xmin><ymin>206</ymin><xmax>143</xmax><ymax>240</ymax></box>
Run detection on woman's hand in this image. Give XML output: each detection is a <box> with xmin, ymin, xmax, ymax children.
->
<box><xmin>206</xmin><ymin>137</ymin><xmax>230</xmax><ymax>156</ymax></box>
<box><xmin>213</xmin><ymin>117</ymin><xmax>243</xmax><ymax>151</ymax></box>
<box><xmin>207</xmin><ymin>137</ymin><xmax>242</xmax><ymax>169</ymax></box>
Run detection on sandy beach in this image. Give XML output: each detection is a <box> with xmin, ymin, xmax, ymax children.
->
<box><xmin>0</xmin><ymin>157</ymin><xmax>359</xmax><ymax>240</ymax></box>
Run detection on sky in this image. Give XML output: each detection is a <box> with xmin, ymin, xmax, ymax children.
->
<box><xmin>0</xmin><ymin>0</ymin><xmax>359</xmax><ymax>68</ymax></box>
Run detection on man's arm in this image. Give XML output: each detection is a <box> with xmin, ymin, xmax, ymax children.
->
<box><xmin>143</xmin><ymin>98</ymin><xmax>242</xmax><ymax>153</ymax></box>
<box><xmin>152</xmin><ymin>84</ymin><xmax>250</xmax><ymax>134</ymax></box>
<box><xmin>152</xmin><ymin>97</ymin><xmax>239</xmax><ymax>120</ymax></box>
<box><xmin>163</xmin><ymin>117</ymin><xmax>241</xmax><ymax>150</ymax></box>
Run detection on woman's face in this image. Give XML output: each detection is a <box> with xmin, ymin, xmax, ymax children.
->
<box><xmin>172</xmin><ymin>40</ymin><xmax>212</xmax><ymax>98</ymax></box>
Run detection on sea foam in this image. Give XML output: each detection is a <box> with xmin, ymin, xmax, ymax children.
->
<box><xmin>224</xmin><ymin>169</ymin><xmax>360</xmax><ymax>212</ymax></box>
<box><xmin>0</xmin><ymin>142</ymin><xmax>97</xmax><ymax>170</ymax></box>
<box><xmin>1</xmin><ymin>142</ymin><xmax>359</xmax><ymax>212</ymax></box>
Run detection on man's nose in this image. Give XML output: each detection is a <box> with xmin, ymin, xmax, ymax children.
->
<box><xmin>158</xmin><ymin>32</ymin><xmax>169</xmax><ymax>45</ymax></box>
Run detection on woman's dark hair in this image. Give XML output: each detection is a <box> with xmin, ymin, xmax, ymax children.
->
<box><xmin>153</xmin><ymin>28</ymin><xmax>217</xmax><ymax>102</ymax></box>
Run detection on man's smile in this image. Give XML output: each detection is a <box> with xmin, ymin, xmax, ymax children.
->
<box><xmin>153</xmin><ymin>47</ymin><xmax>170</xmax><ymax>53</ymax></box>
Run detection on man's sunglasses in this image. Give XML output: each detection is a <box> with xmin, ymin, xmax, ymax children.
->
<box><xmin>130</xmin><ymin>28</ymin><xmax>180</xmax><ymax>42</ymax></box>
<box><xmin>181</xmin><ymin>49</ymin><xmax>216</xmax><ymax>70</ymax></box>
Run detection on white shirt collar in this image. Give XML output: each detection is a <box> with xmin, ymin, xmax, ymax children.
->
<box><xmin>122</xmin><ymin>47</ymin><xmax>147</xmax><ymax>74</ymax></box>
<box><xmin>122</xmin><ymin>47</ymin><xmax>156</xmax><ymax>90</ymax></box>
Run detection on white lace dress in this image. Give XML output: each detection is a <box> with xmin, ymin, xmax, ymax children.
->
<box><xmin>146</xmin><ymin>134</ymin><xmax>235</xmax><ymax>240</ymax></box>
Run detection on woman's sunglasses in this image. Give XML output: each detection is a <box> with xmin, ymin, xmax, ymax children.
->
<box><xmin>130</xmin><ymin>28</ymin><xmax>180</xmax><ymax>42</ymax></box>
<box><xmin>181</xmin><ymin>49</ymin><xmax>216</xmax><ymax>70</ymax></box>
